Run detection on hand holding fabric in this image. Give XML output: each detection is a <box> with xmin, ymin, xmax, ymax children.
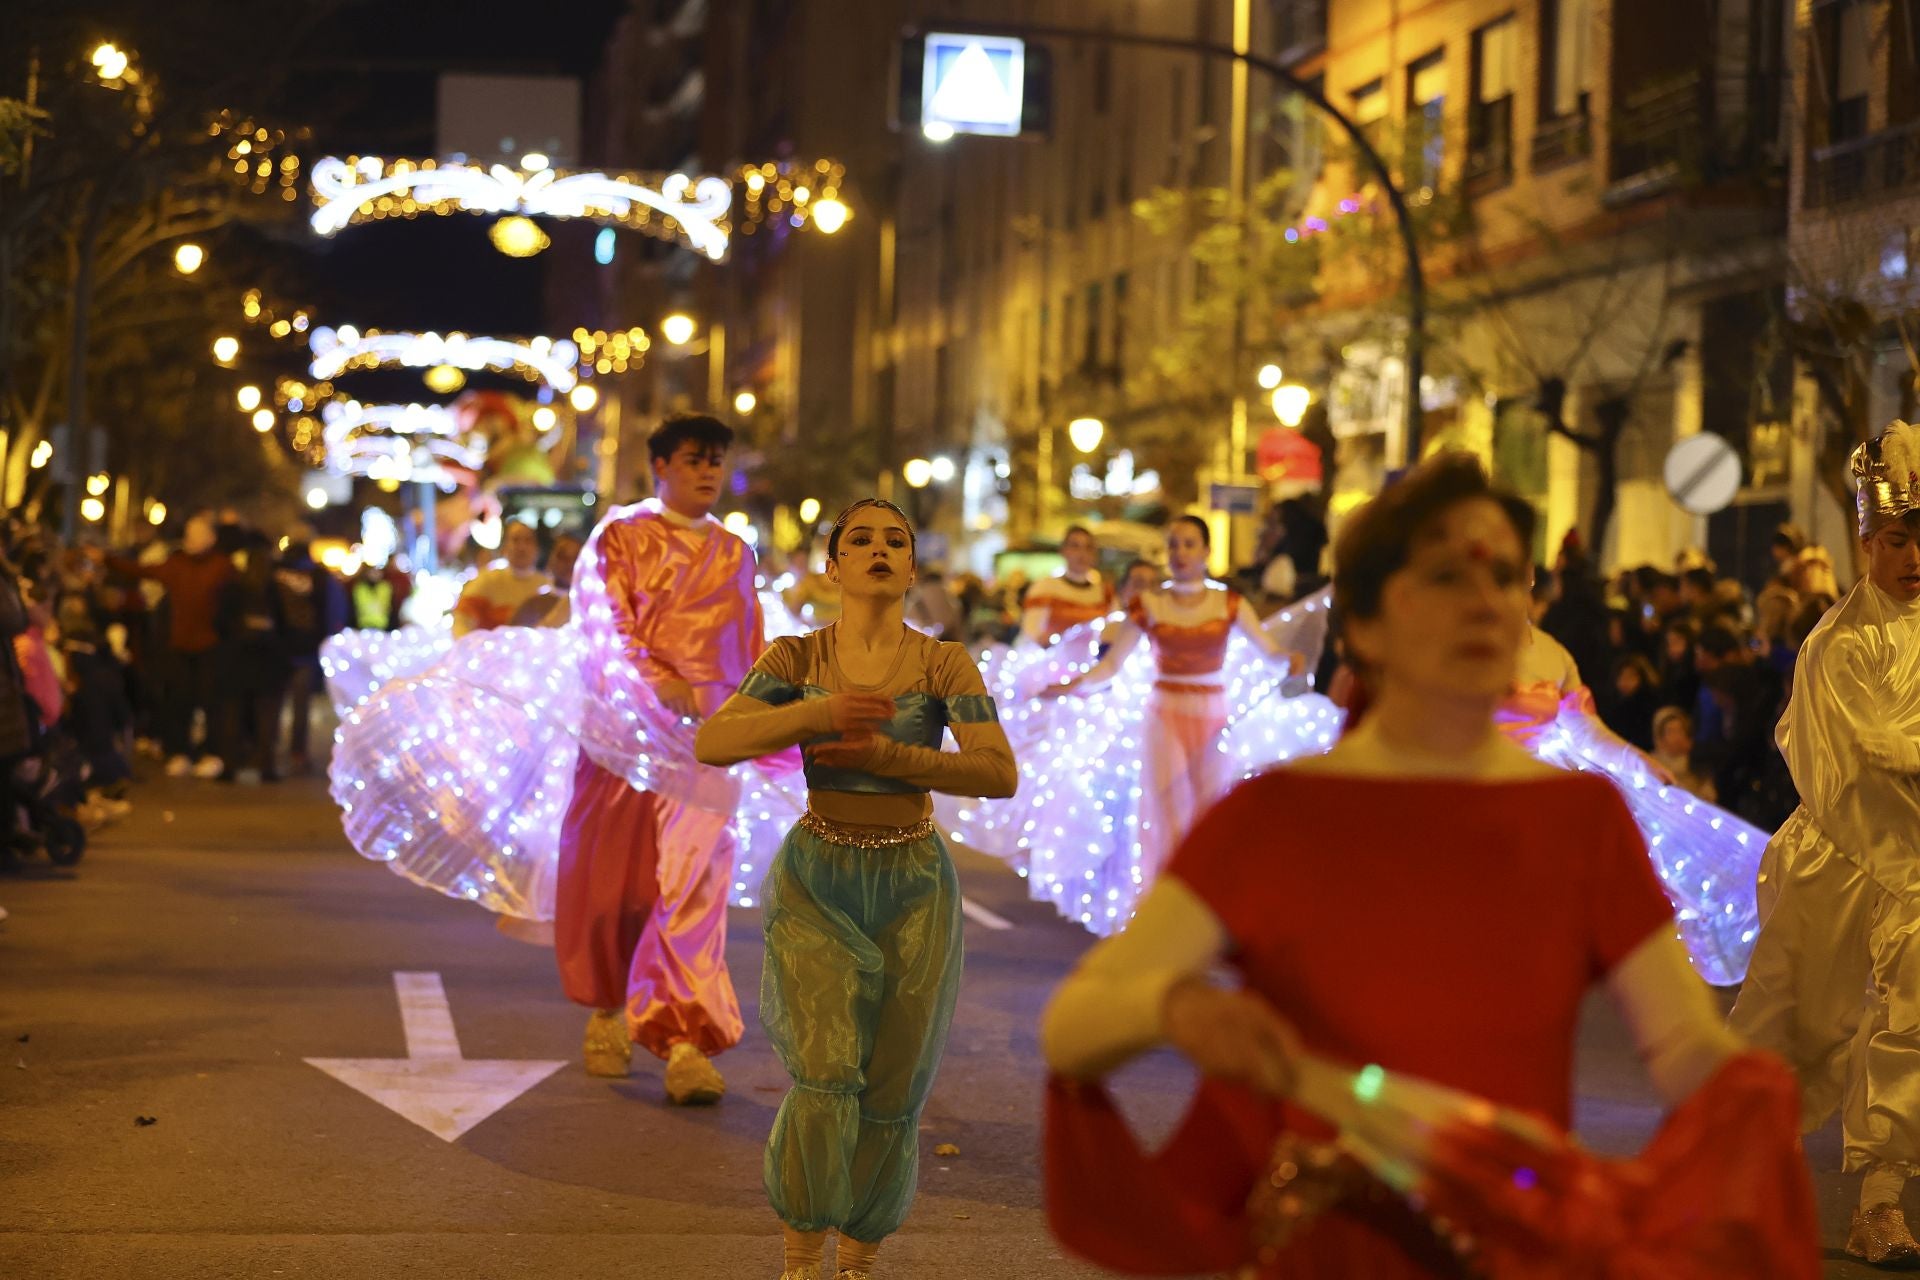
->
<box><xmin>1162</xmin><ymin>977</ymin><xmax>1300</xmax><ymax>1096</ymax></box>
<box><xmin>805</xmin><ymin>731</ymin><xmax>881</xmax><ymax>772</ymax></box>
<box><xmin>1859</xmin><ymin>729</ymin><xmax>1920</xmax><ymax>775</ymax></box>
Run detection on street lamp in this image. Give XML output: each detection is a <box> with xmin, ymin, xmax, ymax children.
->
<box><xmin>661</xmin><ymin>313</ymin><xmax>697</xmax><ymax>347</ymax></box>
<box><xmin>733</xmin><ymin>389</ymin><xmax>758</xmax><ymax>415</ymax></box>
<box><xmin>569</xmin><ymin>383</ymin><xmax>599</xmax><ymax>412</ymax></box>
<box><xmin>903</xmin><ymin>457</ymin><xmax>934</xmax><ymax>488</ymax></box>
<box><xmin>1272</xmin><ymin>384</ymin><xmax>1312</xmax><ymax>429</ymax></box>
<box><xmin>212</xmin><ymin>335</ymin><xmax>239</xmax><ymax>364</ymax></box>
<box><xmin>173</xmin><ymin>243</ymin><xmax>205</xmax><ymax>275</ymax></box>
<box><xmin>90</xmin><ymin>43</ymin><xmax>130</xmax><ymax>81</ymax></box>
<box><xmin>236</xmin><ymin>385</ymin><xmax>262</xmax><ymax>412</ymax></box>
<box><xmin>811</xmin><ymin>198</ymin><xmax>851</xmax><ymax>234</ymax></box>
<box><xmin>1067</xmin><ymin>416</ymin><xmax>1105</xmax><ymax>453</ymax></box>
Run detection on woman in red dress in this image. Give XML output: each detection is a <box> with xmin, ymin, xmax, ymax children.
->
<box><xmin>1039</xmin><ymin>454</ymin><xmax>1816</xmax><ymax>1277</ymax></box>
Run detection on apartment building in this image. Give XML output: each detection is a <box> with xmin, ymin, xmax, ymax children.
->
<box><xmin>1785</xmin><ymin>0</ymin><xmax>1920</xmax><ymax>555</ymax></box>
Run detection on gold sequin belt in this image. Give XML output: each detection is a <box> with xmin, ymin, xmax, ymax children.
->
<box><xmin>798</xmin><ymin>809</ymin><xmax>937</xmax><ymax>848</ymax></box>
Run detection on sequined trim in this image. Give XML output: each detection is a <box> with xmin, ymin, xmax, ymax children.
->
<box><xmin>740</xmin><ymin>670</ymin><xmax>803</xmax><ymax>705</ymax></box>
<box><xmin>797</xmin><ymin>809</ymin><xmax>936</xmax><ymax>848</ymax></box>
<box><xmin>944</xmin><ymin>692</ymin><xmax>1000</xmax><ymax>723</ymax></box>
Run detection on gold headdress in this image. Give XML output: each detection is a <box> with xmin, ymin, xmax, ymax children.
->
<box><xmin>1854</xmin><ymin>420</ymin><xmax>1920</xmax><ymax>538</ymax></box>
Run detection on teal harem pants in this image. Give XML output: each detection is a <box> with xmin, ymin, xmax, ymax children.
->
<box><xmin>759</xmin><ymin>819</ymin><xmax>963</xmax><ymax>1241</ymax></box>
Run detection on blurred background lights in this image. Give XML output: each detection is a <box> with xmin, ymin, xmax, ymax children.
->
<box><xmin>488</xmin><ymin>215</ymin><xmax>550</xmax><ymax>258</ymax></box>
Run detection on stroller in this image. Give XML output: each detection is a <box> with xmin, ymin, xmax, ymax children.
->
<box><xmin>3</xmin><ymin>705</ymin><xmax>88</xmax><ymax>868</ymax></box>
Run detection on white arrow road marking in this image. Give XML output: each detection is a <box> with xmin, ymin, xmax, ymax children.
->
<box><xmin>306</xmin><ymin>972</ymin><xmax>565</xmax><ymax>1143</ymax></box>
<box><xmin>960</xmin><ymin>895</ymin><xmax>1012</xmax><ymax>931</ymax></box>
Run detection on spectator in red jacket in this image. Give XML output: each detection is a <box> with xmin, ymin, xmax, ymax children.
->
<box><xmin>97</xmin><ymin>512</ymin><xmax>232</xmax><ymax>778</ymax></box>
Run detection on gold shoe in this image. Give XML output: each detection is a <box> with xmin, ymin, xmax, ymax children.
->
<box><xmin>582</xmin><ymin>1009</ymin><xmax>631</xmax><ymax>1078</ymax></box>
<box><xmin>1849</xmin><ymin>1204</ymin><xmax>1920</xmax><ymax>1268</ymax></box>
<box><xmin>665</xmin><ymin>1040</ymin><xmax>725</xmax><ymax>1105</ymax></box>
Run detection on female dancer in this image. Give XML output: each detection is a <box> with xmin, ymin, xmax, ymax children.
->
<box><xmin>1039</xmin><ymin>454</ymin><xmax>1817</xmax><ymax>1277</ymax></box>
<box><xmin>694</xmin><ymin>499</ymin><xmax>1016</xmax><ymax>1280</ymax></box>
<box><xmin>1047</xmin><ymin>515</ymin><xmax>1309</xmax><ymax>886</ymax></box>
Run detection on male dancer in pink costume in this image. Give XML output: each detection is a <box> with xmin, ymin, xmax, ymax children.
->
<box><xmin>556</xmin><ymin>414</ymin><xmax>765</xmax><ymax>1103</ymax></box>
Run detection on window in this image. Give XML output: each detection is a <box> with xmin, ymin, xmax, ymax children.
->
<box><xmin>1083</xmin><ymin>282</ymin><xmax>1103</xmax><ymax>371</ymax></box>
<box><xmin>1469</xmin><ymin>16</ymin><xmax>1518</xmax><ymax>187</ymax></box>
<box><xmin>1540</xmin><ymin>0</ymin><xmax>1594</xmax><ymax>118</ymax></box>
<box><xmin>1830</xmin><ymin>0</ymin><xmax>1871</xmax><ymax>143</ymax></box>
<box><xmin>1352</xmin><ymin>78</ymin><xmax>1388</xmax><ymax>150</ymax></box>
<box><xmin>1406</xmin><ymin>51</ymin><xmax>1446</xmax><ymax>189</ymax></box>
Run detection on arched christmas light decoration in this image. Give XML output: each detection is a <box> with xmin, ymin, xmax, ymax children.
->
<box><xmin>310</xmin><ymin>326</ymin><xmax>582</xmax><ymax>392</ymax></box>
<box><xmin>309</xmin><ymin>156</ymin><xmax>732</xmax><ymax>260</ymax></box>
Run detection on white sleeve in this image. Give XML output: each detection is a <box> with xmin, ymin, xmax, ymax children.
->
<box><xmin>1605</xmin><ymin>929</ymin><xmax>1746</xmax><ymax>1105</ymax></box>
<box><xmin>1040</xmin><ymin>877</ymin><xmax>1229</xmax><ymax>1080</ymax></box>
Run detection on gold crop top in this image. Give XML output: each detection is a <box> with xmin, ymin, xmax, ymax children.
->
<box><xmin>695</xmin><ymin>624</ymin><xmax>1018</xmax><ymax>829</ymax></box>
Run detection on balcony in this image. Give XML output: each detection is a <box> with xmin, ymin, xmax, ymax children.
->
<box><xmin>1609</xmin><ymin>77</ymin><xmax>1701</xmax><ymax>194</ymax></box>
<box><xmin>1803</xmin><ymin>123</ymin><xmax>1920</xmax><ymax>210</ymax></box>
<box><xmin>1531</xmin><ymin>110</ymin><xmax>1591</xmax><ymax>174</ymax></box>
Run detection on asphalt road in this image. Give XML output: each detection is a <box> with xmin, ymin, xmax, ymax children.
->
<box><xmin>0</xmin><ymin>775</ymin><xmax>1889</xmax><ymax>1278</ymax></box>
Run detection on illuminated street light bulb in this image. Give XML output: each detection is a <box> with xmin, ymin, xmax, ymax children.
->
<box><xmin>86</xmin><ymin>473</ymin><xmax>111</xmax><ymax>497</ymax></box>
<box><xmin>1067</xmin><ymin>416</ymin><xmax>1105</xmax><ymax>453</ymax></box>
<box><xmin>489</xmin><ymin>215</ymin><xmax>550</xmax><ymax>258</ymax></box>
<box><xmin>1257</xmin><ymin>363</ymin><xmax>1284</xmax><ymax>390</ymax></box>
<box><xmin>811</xmin><ymin>198</ymin><xmax>851</xmax><ymax>235</ymax></box>
<box><xmin>903</xmin><ymin>457</ymin><xmax>934</xmax><ymax>489</ymax></box>
<box><xmin>251</xmin><ymin>408</ymin><xmax>275</xmax><ymax>432</ymax></box>
<box><xmin>568</xmin><ymin>384</ymin><xmax>599</xmax><ymax>412</ymax></box>
<box><xmin>660</xmin><ymin>313</ymin><xmax>697</xmax><ymax>346</ymax></box>
<box><xmin>922</xmin><ymin>121</ymin><xmax>956</xmax><ymax>143</ymax></box>
<box><xmin>147</xmin><ymin>501</ymin><xmax>167</xmax><ymax>526</ymax></box>
<box><xmin>212</xmin><ymin>335</ymin><xmax>239</xmax><ymax>364</ymax></box>
<box><xmin>929</xmin><ymin>455</ymin><xmax>957</xmax><ymax>484</ymax></box>
<box><xmin>532</xmin><ymin>406</ymin><xmax>557</xmax><ymax>431</ymax></box>
<box><xmin>423</xmin><ymin>363</ymin><xmax>467</xmax><ymax>394</ymax></box>
<box><xmin>236</xmin><ymin>384</ymin><xmax>262</xmax><ymax>412</ymax></box>
<box><xmin>798</xmin><ymin>497</ymin><xmax>821</xmax><ymax>524</ymax></box>
<box><xmin>81</xmin><ymin>497</ymin><xmax>106</xmax><ymax>523</ymax></box>
<box><xmin>29</xmin><ymin>440</ymin><xmax>52</xmax><ymax>470</ymax></box>
<box><xmin>521</xmin><ymin>152</ymin><xmax>550</xmax><ymax>172</ymax></box>
<box><xmin>1272</xmin><ymin>384</ymin><xmax>1312</xmax><ymax>428</ymax></box>
<box><xmin>305</xmin><ymin>487</ymin><xmax>328</xmax><ymax>511</ymax></box>
<box><xmin>91</xmin><ymin>43</ymin><xmax>129</xmax><ymax>80</ymax></box>
<box><xmin>173</xmin><ymin>243</ymin><xmax>205</xmax><ymax>275</ymax></box>
<box><xmin>733</xmin><ymin>389</ymin><xmax>757</xmax><ymax>415</ymax></box>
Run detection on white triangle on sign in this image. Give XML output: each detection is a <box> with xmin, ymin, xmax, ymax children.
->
<box><xmin>928</xmin><ymin>42</ymin><xmax>1021</xmax><ymax>128</ymax></box>
<box><xmin>306</xmin><ymin>1056</ymin><xmax>565</xmax><ymax>1142</ymax></box>
<box><xmin>306</xmin><ymin>972</ymin><xmax>565</xmax><ymax>1143</ymax></box>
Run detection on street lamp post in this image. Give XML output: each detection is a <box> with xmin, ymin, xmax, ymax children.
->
<box><xmin>908</xmin><ymin>21</ymin><xmax>1428</xmax><ymax>462</ymax></box>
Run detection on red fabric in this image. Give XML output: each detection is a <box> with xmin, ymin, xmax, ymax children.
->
<box><xmin>554</xmin><ymin>754</ymin><xmax>661</xmax><ymax>1010</ymax></box>
<box><xmin>112</xmin><ymin>550</ymin><xmax>231</xmax><ymax>653</ymax></box>
<box><xmin>1045</xmin><ymin>770</ymin><xmax>1678</xmax><ymax>1277</ymax></box>
<box><xmin>1047</xmin><ymin>1053</ymin><xmax>1818</xmax><ymax>1278</ymax></box>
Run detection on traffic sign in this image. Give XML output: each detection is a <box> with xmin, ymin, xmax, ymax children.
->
<box><xmin>897</xmin><ymin>33</ymin><xmax>1051</xmax><ymax>138</ymax></box>
<box><xmin>924</xmin><ymin>34</ymin><xmax>1026</xmax><ymax>136</ymax></box>
<box><xmin>1662</xmin><ymin>432</ymin><xmax>1743</xmax><ymax>515</ymax></box>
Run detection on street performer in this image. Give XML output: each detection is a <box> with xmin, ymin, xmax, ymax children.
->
<box><xmin>1730</xmin><ymin>419</ymin><xmax>1920</xmax><ymax>1267</ymax></box>
<box><xmin>558</xmin><ymin>414</ymin><xmax>767</xmax><ymax>1104</ymax></box>
<box><xmin>1019</xmin><ymin>525</ymin><xmax>1115</xmax><ymax>647</ymax></box>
